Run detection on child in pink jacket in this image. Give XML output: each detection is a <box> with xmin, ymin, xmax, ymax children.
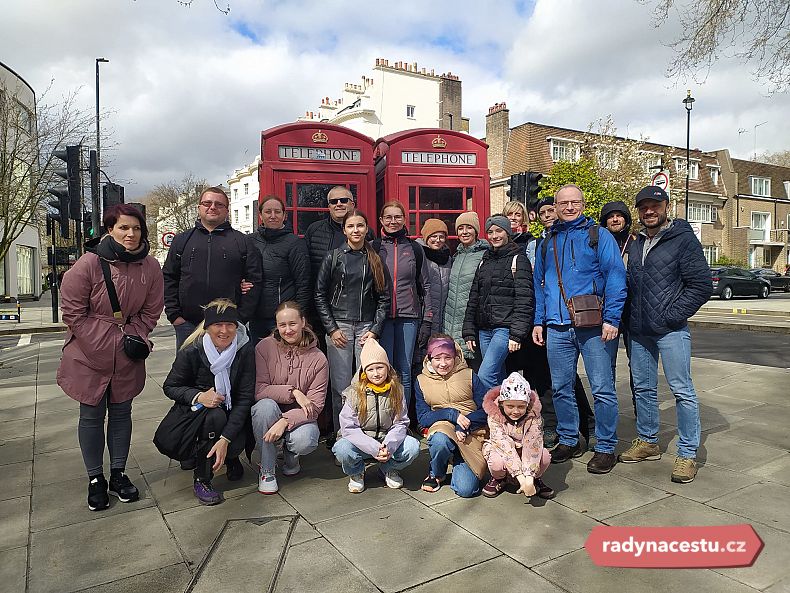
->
<box><xmin>481</xmin><ymin>372</ymin><xmax>555</xmax><ymax>499</ymax></box>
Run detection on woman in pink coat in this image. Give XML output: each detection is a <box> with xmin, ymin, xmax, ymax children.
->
<box><xmin>57</xmin><ymin>204</ymin><xmax>164</xmax><ymax>511</ymax></box>
<box><xmin>481</xmin><ymin>372</ymin><xmax>555</xmax><ymax>499</ymax></box>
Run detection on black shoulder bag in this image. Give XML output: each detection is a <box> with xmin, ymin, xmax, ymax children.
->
<box><xmin>99</xmin><ymin>258</ymin><xmax>151</xmax><ymax>360</ymax></box>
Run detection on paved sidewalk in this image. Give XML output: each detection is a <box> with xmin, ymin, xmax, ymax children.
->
<box><xmin>1</xmin><ymin>334</ymin><xmax>789</xmax><ymax>593</ymax></box>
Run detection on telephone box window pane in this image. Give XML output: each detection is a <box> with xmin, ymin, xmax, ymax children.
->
<box><xmin>419</xmin><ymin>212</ymin><xmax>457</xmax><ymax>234</ymax></box>
<box><xmin>466</xmin><ymin>187</ymin><xmax>473</xmax><ymax>210</ymax></box>
<box><xmin>418</xmin><ymin>187</ymin><xmax>464</xmax><ymax>210</ymax></box>
<box><xmin>409</xmin><ymin>186</ymin><xmax>416</xmax><ymax>210</ymax></box>
<box><xmin>285</xmin><ymin>183</ymin><xmax>293</xmax><ymax>207</ymax></box>
<box><xmin>409</xmin><ymin>213</ymin><xmax>417</xmax><ymax>234</ymax></box>
<box><xmin>297</xmin><ymin>183</ymin><xmax>334</xmax><ymax>208</ymax></box>
<box><xmin>296</xmin><ymin>210</ymin><xmax>326</xmax><ymax>235</ymax></box>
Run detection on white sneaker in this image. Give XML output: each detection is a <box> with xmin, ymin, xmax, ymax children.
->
<box><xmin>380</xmin><ymin>469</ymin><xmax>403</xmax><ymax>489</ymax></box>
<box><xmin>348</xmin><ymin>473</ymin><xmax>365</xmax><ymax>493</ymax></box>
<box><xmin>258</xmin><ymin>469</ymin><xmax>279</xmax><ymax>494</ymax></box>
<box><xmin>282</xmin><ymin>450</ymin><xmax>301</xmax><ymax>476</ymax></box>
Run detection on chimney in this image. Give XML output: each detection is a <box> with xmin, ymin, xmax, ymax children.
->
<box><xmin>485</xmin><ymin>102</ymin><xmax>510</xmax><ymax>179</ymax></box>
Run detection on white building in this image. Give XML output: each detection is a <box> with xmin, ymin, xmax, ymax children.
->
<box><xmin>297</xmin><ymin>58</ymin><xmax>467</xmax><ymax>138</ymax></box>
<box><xmin>227</xmin><ymin>156</ymin><xmax>260</xmax><ymax>234</ymax></box>
<box><xmin>1</xmin><ymin>61</ymin><xmax>43</xmax><ymax>300</ymax></box>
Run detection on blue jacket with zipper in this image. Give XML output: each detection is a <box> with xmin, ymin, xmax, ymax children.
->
<box><xmin>533</xmin><ymin>215</ymin><xmax>627</xmax><ymax>328</ymax></box>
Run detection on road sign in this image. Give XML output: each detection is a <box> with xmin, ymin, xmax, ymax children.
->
<box><xmin>161</xmin><ymin>231</ymin><xmax>175</xmax><ymax>248</ymax></box>
<box><xmin>651</xmin><ymin>171</ymin><xmax>669</xmax><ymax>191</ymax></box>
<box><xmin>690</xmin><ymin>222</ymin><xmax>702</xmax><ymax>243</ymax></box>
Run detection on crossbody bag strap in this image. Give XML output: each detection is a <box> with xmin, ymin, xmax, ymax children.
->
<box><xmin>99</xmin><ymin>258</ymin><xmax>124</xmax><ymax>322</ymax></box>
<box><xmin>552</xmin><ymin>235</ymin><xmax>569</xmax><ymax>304</ymax></box>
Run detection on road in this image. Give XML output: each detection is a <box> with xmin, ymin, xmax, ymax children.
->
<box><xmin>3</xmin><ymin>325</ymin><xmax>788</xmax><ymax>368</ymax></box>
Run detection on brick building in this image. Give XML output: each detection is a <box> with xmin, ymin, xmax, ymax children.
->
<box><xmin>482</xmin><ymin>102</ymin><xmax>790</xmax><ymax>270</ymax></box>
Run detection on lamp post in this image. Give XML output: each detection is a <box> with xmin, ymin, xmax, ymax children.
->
<box><xmin>94</xmin><ymin>57</ymin><xmax>109</xmax><ymax>236</ymax></box>
<box><xmin>753</xmin><ymin>120</ymin><xmax>768</xmax><ymax>160</ymax></box>
<box><xmin>682</xmin><ymin>90</ymin><xmax>695</xmax><ymax>220</ymax></box>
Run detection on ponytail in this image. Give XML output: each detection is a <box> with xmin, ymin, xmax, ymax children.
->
<box><xmin>364</xmin><ymin>240</ymin><xmax>386</xmax><ymax>294</ymax></box>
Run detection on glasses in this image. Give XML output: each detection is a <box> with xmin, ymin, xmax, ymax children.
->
<box><xmin>328</xmin><ymin>197</ymin><xmax>352</xmax><ymax>205</ymax></box>
<box><xmin>556</xmin><ymin>200</ymin><xmax>583</xmax><ymax>209</ymax></box>
<box><xmin>199</xmin><ymin>200</ymin><xmax>228</xmax><ymax>210</ymax></box>
<box><xmin>382</xmin><ymin>214</ymin><xmax>405</xmax><ymax>222</ymax></box>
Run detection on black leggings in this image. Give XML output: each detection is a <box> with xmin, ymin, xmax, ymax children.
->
<box><xmin>78</xmin><ymin>386</ymin><xmax>132</xmax><ymax>478</ymax></box>
<box><xmin>194</xmin><ymin>407</ymin><xmax>230</xmax><ymax>482</ymax></box>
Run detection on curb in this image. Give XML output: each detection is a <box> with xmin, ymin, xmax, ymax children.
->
<box><xmin>0</xmin><ymin>325</ymin><xmax>66</xmax><ymax>337</ymax></box>
<box><xmin>688</xmin><ymin>319</ymin><xmax>790</xmax><ymax>335</ymax></box>
<box><xmin>700</xmin><ymin>307</ymin><xmax>790</xmax><ymax>318</ymax></box>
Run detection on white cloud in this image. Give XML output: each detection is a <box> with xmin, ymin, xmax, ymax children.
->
<box><xmin>1</xmin><ymin>0</ymin><xmax>788</xmax><ymax>201</ymax></box>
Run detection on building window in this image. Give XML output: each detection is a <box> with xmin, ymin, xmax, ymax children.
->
<box><xmin>244</xmin><ymin>205</ymin><xmax>250</xmax><ymax>220</ymax></box>
<box><xmin>750</xmin><ymin>176</ymin><xmax>771</xmax><ymax>197</ymax></box>
<box><xmin>550</xmin><ymin>139</ymin><xmax>580</xmax><ymax>163</ymax></box>
<box><xmin>709</xmin><ymin>167</ymin><xmax>719</xmax><ymax>186</ymax></box>
<box><xmin>406</xmin><ymin>105</ymin><xmax>415</xmax><ymax>118</ymax></box>
<box><xmin>233</xmin><ymin>188</ymin><xmax>238</xmax><ymax>200</ymax></box>
<box><xmin>244</xmin><ymin>183</ymin><xmax>249</xmax><ymax>195</ymax></box>
<box><xmin>688</xmin><ymin>202</ymin><xmax>717</xmax><ymax>223</ymax></box>
<box><xmin>675</xmin><ymin>159</ymin><xmax>699</xmax><ymax>180</ymax></box>
<box><xmin>233</xmin><ymin>209</ymin><xmax>239</xmax><ymax>223</ymax></box>
<box><xmin>642</xmin><ymin>154</ymin><xmax>663</xmax><ymax>174</ymax></box>
<box><xmin>702</xmin><ymin>245</ymin><xmax>719</xmax><ymax>265</ymax></box>
<box><xmin>784</xmin><ymin>180</ymin><xmax>790</xmax><ymax>199</ymax></box>
<box><xmin>16</xmin><ymin>245</ymin><xmax>35</xmax><ymax>295</ymax></box>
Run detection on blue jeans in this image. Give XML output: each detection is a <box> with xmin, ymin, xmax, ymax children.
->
<box><xmin>174</xmin><ymin>320</ymin><xmax>197</xmax><ymax>351</ymax></box>
<box><xmin>326</xmin><ymin>320</ymin><xmax>373</xmax><ymax>434</ymax></box>
<box><xmin>332</xmin><ymin>436</ymin><xmax>421</xmax><ymax>476</ymax></box>
<box><xmin>546</xmin><ymin>325</ymin><xmax>619</xmax><ymax>453</ymax></box>
<box><xmin>477</xmin><ymin>327</ymin><xmax>510</xmax><ymax>390</ymax></box>
<box><xmin>426</xmin><ymin>432</ymin><xmax>483</xmax><ymax>498</ymax></box>
<box><xmin>380</xmin><ymin>318</ymin><xmax>419</xmax><ymax>404</ymax></box>
<box><xmin>629</xmin><ymin>327</ymin><xmax>700</xmax><ymax>459</ymax></box>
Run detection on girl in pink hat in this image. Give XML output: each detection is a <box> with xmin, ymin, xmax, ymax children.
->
<box><xmin>481</xmin><ymin>372</ymin><xmax>555</xmax><ymax>499</ymax></box>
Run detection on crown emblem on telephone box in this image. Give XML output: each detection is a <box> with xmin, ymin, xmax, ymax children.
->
<box><xmin>432</xmin><ymin>135</ymin><xmax>447</xmax><ymax>149</ymax></box>
<box><xmin>312</xmin><ymin>130</ymin><xmax>328</xmax><ymax>144</ymax></box>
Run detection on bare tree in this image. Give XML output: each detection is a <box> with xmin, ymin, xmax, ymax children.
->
<box><xmin>144</xmin><ymin>173</ymin><xmax>207</xmax><ymax>257</ymax></box>
<box><xmin>758</xmin><ymin>149</ymin><xmax>790</xmax><ymax>166</ymax></box>
<box><xmin>0</xmin><ymin>83</ymin><xmax>96</xmax><ymax>265</ymax></box>
<box><xmin>175</xmin><ymin>0</ymin><xmax>230</xmax><ymax>13</ymax></box>
<box><xmin>644</xmin><ymin>0</ymin><xmax>790</xmax><ymax>93</ymax></box>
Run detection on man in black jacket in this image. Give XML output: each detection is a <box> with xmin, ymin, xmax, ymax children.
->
<box><xmin>619</xmin><ymin>186</ymin><xmax>712</xmax><ymax>484</ymax></box>
<box><xmin>305</xmin><ymin>186</ymin><xmax>358</xmax><ymax>281</ymax></box>
<box><xmin>162</xmin><ymin>186</ymin><xmax>262</xmax><ymax>350</ymax></box>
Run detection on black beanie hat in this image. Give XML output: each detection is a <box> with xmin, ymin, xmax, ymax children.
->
<box><xmin>536</xmin><ymin>197</ymin><xmax>554</xmax><ymax>213</ymax></box>
<box><xmin>204</xmin><ymin>304</ymin><xmax>239</xmax><ymax>328</ymax></box>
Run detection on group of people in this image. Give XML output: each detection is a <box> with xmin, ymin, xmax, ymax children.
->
<box><xmin>56</xmin><ymin>180</ymin><xmax>712</xmax><ymax>510</ymax></box>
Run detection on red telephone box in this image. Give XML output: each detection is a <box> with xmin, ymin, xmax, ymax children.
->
<box><xmin>374</xmin><ymin>129</ymin><xmax>490</xmax><ymax>237</ymax></box>
<box><xmin>259</xmin><ymin>122</ymin><xmax>376</xmax><ymax>235</ymax></box>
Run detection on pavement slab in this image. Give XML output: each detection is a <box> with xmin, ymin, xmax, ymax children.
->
<box><xmin>274</xmin><ymin>536</ymin><xmax>379</xmax><ymax>593</ymax></box>
<box><xmin>690</xmin><ymin>432</ymin><xmax>790</xmax><ymax>474</ymax></box>
<box><xmin>708</xmin><ymin>419</ymin><xmax>790</xmax><ymax>450</ymax></box>
<box><xmin>0</xmin><ymin>546</ymin><xmax>27</xmax><ymax>593</ymax></box>
<box><xmin>76</xmin><ymin>564</ymin><xmax>192</xmax><ymax>593</ymax></box>
<box><xmin>2</xmin><ymin>460</ymin><xmax>32</xmax><ymax>501</ymax></box>
<box><xmin>28</xmin><ymin>506</ymin><xmax>183</xmax><ymax>593</ymax></box>
<box><xmin>0</xmin><ymin>435</ymin><xmax>33</xmax><ymax>465</ymax></box>
<box><xmin>33</xmin><ymin>446</ymin><xmax>139</xmax><ymax>487</ymax></box>
<box><xmin>31</xmin><ymin>467</ymin><xmax>152</xmax><ymax>532</ymax></box>
<box><xmin>0</xmin><ymin>417</ymin><xmax>34</xmax><ymax>440</ymax></box>
<box><xmin>0</xmin><ymin>496</ymin><xmax>30</xmax><ymax>552</ymax></box>
<box><xmin>608</xmin><ymin>495</ymin><xmax>790</xmax><ymax>591</ymax></box>
<box><xmin>434</xmin><ymin>489</ymin><xmax>599</xmax><ymax>566</ymax></box>
<box><xmin>534</xmin><ymin>548</ymin><xmax>762</xmax><ymax>593</ymax></box>
<box><xmin>708</xmin><ymin>481</ymin><xmax>790</xmax><ymax>533</ymax></box>
<box><xmin>748</xmin><ymin>455</ymin><xmax>790</xmax><ymax>487</ymax></box>
<box><xmin>317</xmin><ymin>498</ymin><xmax>500</xmax><ymax>593</ymax></box>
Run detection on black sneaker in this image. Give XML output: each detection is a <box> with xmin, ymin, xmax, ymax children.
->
<box><xmin>550</xmin><ymin>442</ymin><xmax>583</xmax><ymax>464</ymax></box>
<box><xmin>587</xmin><ymin>452</ymin><xmax>617</xmax><ymax>474</ymax></box>
<box><xmin>225</xmin><ymin>457</ymin><xmax>244</xmax><ymax>481</ymax></box>
<box><xmin>87</xmin><ymin>475</ymin><xmax>110</xmax><ymax>511</ymax></box>
<box><xmin>108</xmin><ymin>472</ymin><xmax>140</xmax><ymax>503</ymax></box>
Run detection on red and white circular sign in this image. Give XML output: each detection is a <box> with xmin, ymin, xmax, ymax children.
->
<box><xmin>161</xmin><ymin>231</ymin><xmax>175</xmax><ymax>248</ymax></box>
<box><xmin>652</xmin><ymin>171</ymin><xmax>669</xmax><ymax>190</ymax></box>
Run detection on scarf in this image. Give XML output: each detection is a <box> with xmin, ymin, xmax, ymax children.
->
<box><xmin>383</xmin><ymin>227</ymin><xmax>408</xmax><ymax>240</ymax></box>
<box><xmin>93</xmin><ymin>235</ymin><xmax>150</xmax><ymax>263</ymax></box>
<box><xmin>202</xmin><ymin>333</ymin><xmax>238</xmax><ymax>410</ymax></box>
<box><xmin>423</xmin><ymin>245</ymin><xmax>451</xmax><ymax>265</ymax></box>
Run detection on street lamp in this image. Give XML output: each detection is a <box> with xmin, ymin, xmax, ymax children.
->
<box><xmin>682</xmin><ymin>89</ymin><xmax>695</xmax><ymax>220</ymax></box>
<box><xmin>94</xmin><ymin>57</ymin><xmax>109</xmax><ymax>236</ymax></box>
<box><xmin>753</xmin><ymin>120</ymin><xmax>768</xmax><ymax>160</ymax></box>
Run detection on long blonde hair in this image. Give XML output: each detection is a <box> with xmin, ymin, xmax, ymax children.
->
<box><xmin>353</xmin><ymin>367</ymin><xmax>404</xmax><ymax>421</ymax></box>
<box><xmin>180</xmin><ymin>298</ymin><xmax>237</xmax><ymax>350</ymax></box>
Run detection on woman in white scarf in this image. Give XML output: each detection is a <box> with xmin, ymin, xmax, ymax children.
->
<box><xmin>162</xmin><ymin>299</ymin><xmax>256</xmax><ymax>506</ymax></box>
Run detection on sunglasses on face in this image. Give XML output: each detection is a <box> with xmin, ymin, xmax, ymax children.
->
<box><xmin>328</xmin><ymin>197</ymin><xmax>351</xmax><ymax>205</ymax></box>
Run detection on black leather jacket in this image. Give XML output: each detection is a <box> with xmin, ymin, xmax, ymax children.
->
<box><xmin>314</xmin><ymin>245</ymin><xmax>391</xmax><ymax>337</ymax></box>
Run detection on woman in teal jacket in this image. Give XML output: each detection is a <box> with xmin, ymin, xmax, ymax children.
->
<box><xmin>443</xmin><ymin>212</ymin><xmax>488</xmax><ymax>371</ymax></box>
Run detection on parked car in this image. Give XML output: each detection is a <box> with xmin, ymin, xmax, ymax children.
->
<box><xmin>710</xmin><ymin>267</ymin><xmax>771</xmax><ymax>300</ymax></box>
<box><xmin>750</xmin><ymin>268</ymin><xmax>790</xmax><ymax>292</ymax></box>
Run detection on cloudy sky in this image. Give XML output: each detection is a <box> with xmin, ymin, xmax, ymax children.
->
<box><xmin>2</xmin><ymin>0</ymin><xmax>788</xmax><ymax>200</ymax></box>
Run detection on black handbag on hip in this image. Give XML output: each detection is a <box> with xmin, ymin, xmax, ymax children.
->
<box><xmin>99</xmin><ymin>258</ymin><xmax>152</xmax><ymax>360</ymax></box>
<box><xmin>153</xmin><ymin>403</ymin><xmax>208</xmax><ymax>461</ymax></box>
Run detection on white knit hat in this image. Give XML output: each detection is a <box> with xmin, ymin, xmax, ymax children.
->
<box><xmin>497</xmin><ymin>372</ymin><xmax>531</xmax><ymax>402</ymax></box>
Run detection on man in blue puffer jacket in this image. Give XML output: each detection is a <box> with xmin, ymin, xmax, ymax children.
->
<box><xmin>532</xmin><ymin>184</ymin><xmax>627</xmax><ymax>475</ymax></box>
<box><xmin>618</xmin><ymin>186</ymin><xmax>712</xmax><ymax>484</ymax></box>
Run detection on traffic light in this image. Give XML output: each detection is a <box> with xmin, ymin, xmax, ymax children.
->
<box><xmin>48</xmin><ymin>145</ymin><xmax>82</xmax><ymax>238</ymax></box>
<box><xmin>83</xmin><ymin>211</ymin><xmax>95</xmax><ymax>240</ymax></box>
<box><xmin>103</xmin><ymin>182</ymin><xmax>125</xmax><ymax>209</ymax></box>
<box><xmin>525</xmin><ymin>171</ymin><xmax>543</xmax><ymax>210</ymax></box>
<box><xmin>506</xmin><ymin>172</ymin><xmax>527</xmax><ymax>202</ymax></box>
